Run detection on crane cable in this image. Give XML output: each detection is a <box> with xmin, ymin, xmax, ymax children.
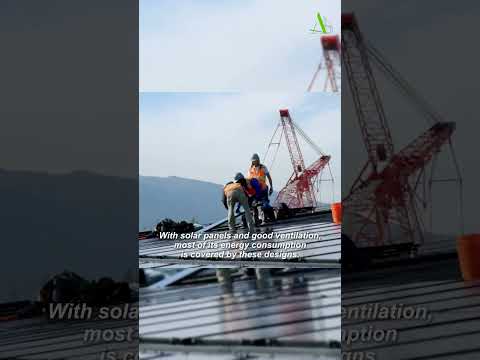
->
<box><xmin>291</xmin><ymin>120</ymin><xmax>326</xmax><ymax>156</ymax></box>
<box><xmin>366</xmin><ymin>41</ymin><xmax>440</xmax><ymax>126</ymax></box>
<box><xmin>264</xmin><ymin>124</ymin><xmax>283</xmax><ymax>171</ymax></box>
<box><xmin>307</xmin><ymin>62</ymin><xmax>322</xmax><ymax>92</ymax></box>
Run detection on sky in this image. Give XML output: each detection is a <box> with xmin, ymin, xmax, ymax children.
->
<box><xmin>0</xmin><ymin>2</ymin><xmax>137</xmax><ymax>178</ymax></box>
<box><xmin>140</xmin><ymin>0</ymin><xmax>341</xmax><ymax>91</ymax></box>
<box><xmin>140</xmin><ymin>92</ymin><xmax>341</xmax><ymax>202</ymax></box>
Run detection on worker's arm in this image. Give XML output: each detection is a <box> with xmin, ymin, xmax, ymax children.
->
<box><xmin>266</xmin><ymin>173</ymin><xmax>273</xmax><ymax>195</ymax></box>
<box><xmin>221</xmin><ymin>191</ymin><xmax>228</xmax><ymax>209</ymax></box>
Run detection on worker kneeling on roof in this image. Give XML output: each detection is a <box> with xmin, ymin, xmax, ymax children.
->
<box><xmin>247</xmin><ymin>153</ymin><xmax>276</xmax><ymax>223</ymax></box>
<box><xmin>222</xmin><ymin>172</ymin><xmax>255</xmax><ymax>234</ymax></box>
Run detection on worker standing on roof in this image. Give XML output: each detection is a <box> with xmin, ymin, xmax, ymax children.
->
<box><xmin>247</xmin><ymin>154</ymin><xmax>276</xmax><ymax>222</ymax></box>
<box><xmin>222</xmin><ymin>173</ymin><xmax>255</xmax><ymax>234</ymax></box>
<box><xmin>248</xmin><ymin>153</ymin><xmax>273</xmax><ymax>197</ymax></box>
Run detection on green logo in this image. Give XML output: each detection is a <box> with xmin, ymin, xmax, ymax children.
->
<box><xmin>310</xmin><ymin>13</ymin><xmax>333</xmax><ymax>34</ymax></box>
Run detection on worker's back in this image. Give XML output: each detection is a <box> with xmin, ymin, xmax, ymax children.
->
<box><xmin>224</xmin><ymin>181</ymin><xmax>243</xmax><ymax>196</ymax></box>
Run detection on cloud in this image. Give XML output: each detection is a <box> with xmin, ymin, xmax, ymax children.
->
<box><xmin>140</xmin><ymin>92</ymin><xmax>341</xmax><ymax>201</ymax></box>
<box><xmin>140</xmin><ymin>0</ymin><xmax>340</xmax><ymax>91</ymax></box>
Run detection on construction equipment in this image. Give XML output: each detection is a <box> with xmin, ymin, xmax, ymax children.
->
<box><xmin>308</xmin><ymin>35</ymin><xmax>341</xmax><ymax>92</ymax></box>
<box><xmin>341</xmin><ymin>13</ymin><xmax>462</xmax><ymax>259</ymax></box>
<box><xmin>265</xmin><ymin>109</ymin><xmax>333</xmax><ymax>210</ymax></box>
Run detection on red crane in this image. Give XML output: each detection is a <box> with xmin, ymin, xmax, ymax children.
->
<box><xmin>342</xmin><ymin>13</ymin><xmax>462</xmax><ymax>252</ymax></box>
<box><xmin>266</xmin><ymin>109</ymin><xmax>332</xmax><ymax>209</ymax></box>
<box><xmin>308</xmin><ymin>35</ymin><xmax>341</xmax><ymax>92</ymax></box>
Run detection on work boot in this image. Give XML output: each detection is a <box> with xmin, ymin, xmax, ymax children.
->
<box><xmin>241</xmin><ymin>215</ymin><xmax>248</xmax><ymax>229</ymax></box>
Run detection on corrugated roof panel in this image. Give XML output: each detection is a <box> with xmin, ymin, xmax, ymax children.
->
<box><xmin>343</xmin><ymin>258</ymin><xmax>480</xmax><ymax>360</ymax></box>
<box><xmin>140</xmin><ymin>211</ymin><xmax>341</xmax><ymax>268</ymax></box>
<box><xmin>0</xmin><ymin>312</ymin><xmax>138</xmax><ymax>359</ymax></box>
<box><xmin>140</xmin><ymin>269</ymin><xmax>341</xmax><ymax>359</ymax></box>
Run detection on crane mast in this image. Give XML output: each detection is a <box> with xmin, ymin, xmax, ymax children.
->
<box><xmin>321</xmin><ymin>35</ymin><xmax>341</xmax><ymax>92</ymax></box>
<box><xmin>308</xmin><ymin>35</ymin><xmax>341</xmax><ymax>92</ymax></box>
<box><xmin>342</xmin><ymin>14</ymin><xmax>394</xmax><ymax>172</ymax></box>
<box><xmin>279</xmin><ymin>109</ymin><xmax>308</xmax><ymax>178</ymax></box>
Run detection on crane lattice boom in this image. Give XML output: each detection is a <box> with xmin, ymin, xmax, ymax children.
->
<box><xmin>342</xmin><ymin>13</ymin><xmax>458</xmax><ymax>249</ymax></box>
<box><xmin>273</xmin><ymin>109</ymin><xmax>331</xmax><ymax>209</ymax></box>
<box><xmin>342</xmin><ymin>14</ymin><xmax>394</xmax><ymax>172</ymax></box>
<box><xmin>279</xmin><ymin>109</ymin><xmax>307</xmax><ymax>178</ymax></box>
<box><xmin>276</xmin><ymin>155</ymin><xmax>331</xmax><ymax>209</ymax></box>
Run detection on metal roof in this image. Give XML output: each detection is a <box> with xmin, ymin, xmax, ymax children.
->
<box><xmin>343</xmin><ymin>256</ymin><xmax>480</xmax><ymax>360</ymax></box>
<box><xmin>140</xmin><ymin>210</ymin><xmax>341</xmax><ymax>268</ymax></box>
<box><xmin>0</xmin><ymin>308</ymin><xmax>138</xmax><ymax>359</ymax></box>
<box><xmin>139</xmin><ymin>269</ymin><xmax>341</xmax><ymax>359</ymax></box>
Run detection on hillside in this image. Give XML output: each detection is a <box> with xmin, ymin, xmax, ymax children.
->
<box><xmin>139</xmin><ymin>176</ymin><xmax>225</xmax><ymax>230</ymax></box>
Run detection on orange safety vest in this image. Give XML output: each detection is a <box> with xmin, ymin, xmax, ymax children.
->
<box><xmin>224</xmin><ymin>182</ymin><xmax>243</xmax><ymax>197</ymax></box>
<box><xmin>248</xmin><ymin>165</ymin><xmax>267</xmax><ymax>189</ymax></box>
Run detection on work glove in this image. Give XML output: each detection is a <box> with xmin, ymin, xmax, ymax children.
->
<box><xmin>269</xmin><ymin>187</ymin><xmax>273</xmax><ymax>196</ymax></box>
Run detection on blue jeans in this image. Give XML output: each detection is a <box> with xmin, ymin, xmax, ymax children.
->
<box><xmin>256</xmin><ymin>187</ymin><xmax>272</xmax><ymax>210</ymax></box>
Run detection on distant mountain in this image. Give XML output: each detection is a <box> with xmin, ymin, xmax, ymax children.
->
<box><xmin>139</xmin><ymin>176</ymin><xmax>226</xmax><ymax>230</ymax></box>
<box><xmin>139</xmin><ymin>176</ymin><xmax>284</xmax><ymax>230</ymax></box>
<box><xmin>0</xmin><ymin>169</ymin><xmax>137</xmax><ymax>303</ymax></box>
